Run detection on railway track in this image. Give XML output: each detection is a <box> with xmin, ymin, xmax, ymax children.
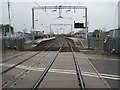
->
<box><xmin>2</xmin><ymin>52</ymin><xmax>26</xmax><ymax>63</ymax></box>
<box><xmin>1</xmin><ymin>37</ymin><xmax>63</xmax><ymax>89</ymax></box>
<box><xmin>1</xmin><ymin>39</ymin><xmax>57</xmax><ymax>76</ymax></box>
<box><xmin>1</xmin><ymin>37</ymin><xmax>109</xmax><ymax>89</ymax></box>
<box><xmin>2</xmin><ymin>38</ymin><xmax>56</xmax><ymax>63</ymax></box>
<box><xmin>67</xmin><ymin>39</ymin><xmax>85</xmax><ymax>89</ymax></box>
<box><xmin>1</xmin><ymin>40</ymin><xmax>59</xmax><ymax>88</ymax></box>
<box><xmin>31</xmin><ymin>38</ymin><xmax>85</xmax><ymax>89</ymax></box>
<box><xmin>31</xmin><ymin>43</ymin><xmax>64</xmax><ymax>90</ymax></box>
<box><xmin>1</xmin><ymin>37</ymin><xmax>85</xmax><ymax>89</ymax></box>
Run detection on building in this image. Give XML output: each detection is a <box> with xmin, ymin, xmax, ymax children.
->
<box><xmin>34</xmin><ymin>31</ymin><xmax>43</xmax><ymax>39</ymax></box>
<box><xmin>74</xmin><ymin>30</ymin><xmax>85</xmax><ymax>39</ymax></box>
<box><xmin>2</xmin><ymin>24</ymin><xmax>14</xmax><ymax>36</ymax></box>
<box><xmin>88</xmin><ymin>32</ymin><xmax>93</xmax><ymax>39</ymax></box>
<box><xmin>74</xmin><ymin>29</ymin><xmax>88</xmax><ymax>39</ymax></box>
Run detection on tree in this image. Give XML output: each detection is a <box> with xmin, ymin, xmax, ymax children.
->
<box><xmin>23</xmin><ymin>29</ymin><xmax>27</xmax><ymax>34</ymax></box>
<box><xmin>92</xmin><ymin>29</ymin><xmax>100</xmax><ymax>38</ymax></box>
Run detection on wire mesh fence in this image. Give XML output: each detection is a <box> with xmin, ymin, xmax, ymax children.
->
<box><xmin>88</xmin><ymin>37</ymin><xmax>120</xmax><ymax>54</ymax></box>
<box><xmin>2</xmin><ymin>37</ymin><xmax>25</xmax><ymax>51</ymax></box>
<box><xmin>89</xmin><ymin>38</ymin><xmax>104</xmax><ymax>50</ymax></box>
<box><xmin>103</xmin><ymin>37</ymin><xmax>120</xmax><ymax>54</ymax></box>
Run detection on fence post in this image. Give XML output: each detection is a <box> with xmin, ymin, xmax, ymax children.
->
<box><xmin>18</xmin><ymin>38</ymin><xmax>25</xmax><ymax>51</ymax></box>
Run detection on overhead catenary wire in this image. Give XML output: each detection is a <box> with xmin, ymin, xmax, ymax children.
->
<box><xmin>71</xmin><ymin>0</ymin><xmax>83</xmax><ymax>20</ymax></box>
<box><xmin>32</xmin><ymin>0</ymin><xmax>50</xmax><ymax>17</ymax></box>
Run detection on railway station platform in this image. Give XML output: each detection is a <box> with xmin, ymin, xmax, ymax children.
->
<box><xmin>31</xmin><ymin>37</ymin><xmax>56</xmax><ymax>48</ymax></box>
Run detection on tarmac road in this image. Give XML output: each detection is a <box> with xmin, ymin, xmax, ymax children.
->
<box><xmin>83</xmin><ymin>51</ymin><xmax>119</xmax><ymax>88</ymax></box>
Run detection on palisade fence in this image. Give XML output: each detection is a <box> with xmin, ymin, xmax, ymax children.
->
<box><xmin>103</xmin><ymin>37</ymin><xmax>120</xmax><ymax>54</ymax></box>
<box><xmin>88</xmin><ymin>38</ymin><xmax>104</xmax><ymax>50</ymax></box>
<box><xmin>88</xmin><ymin>38</ymin><xmax>120</xmax><ymax>54</ymax></box>
<box><xmin>2</xmin><ymin>37</ymin><xmax>26</xmax><ymax>51</ymax></box>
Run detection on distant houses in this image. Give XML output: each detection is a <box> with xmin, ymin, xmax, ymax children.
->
<box><xmin>1</xmin><ymin>24</ymin><xmax>14</xmax><ymax>36</ymax></box>
<box><xmin>73</xmin><ymin>29</ymin><xmax>88</xmax><ymax>39</ymax></box>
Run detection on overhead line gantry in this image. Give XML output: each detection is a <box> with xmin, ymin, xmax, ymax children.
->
<box><xmin>32</xmin><ymin>5</ymin><xmax>88</xmax><ymax>42</ymax></box>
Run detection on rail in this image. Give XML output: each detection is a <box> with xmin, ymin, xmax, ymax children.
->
<box><xmin>31</xmin><ymin>43</ymin><xmax>64</xmax><ymax>90</ymax></box>
<box><xmin>1</xmin><ymin>40</ymin><xmax>57</xmax><ymax>76</ymax></box>
<box><xmin>1</xmin><ymin>40</ymin><xmax>59</xmax><ymax>89</ymax></box>
<box><xmin>67</xmin><ymin>39</ymin><xmax>86</xmax><ymax>89</ymax></box>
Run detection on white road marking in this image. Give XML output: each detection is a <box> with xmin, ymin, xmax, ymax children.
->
<box><xmin>1</xmin><ymin>63</ymin><xmax>120</xmax><ymax>80</ymax></box>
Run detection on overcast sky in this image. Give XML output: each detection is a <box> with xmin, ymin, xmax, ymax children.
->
<box><xmin>1</xmin><ymin>0</ymin><xmax>119</xmax><ymax>34</ymax></box>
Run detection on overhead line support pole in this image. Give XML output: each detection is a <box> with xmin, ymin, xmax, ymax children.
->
<box><xmin>32</xmin><ymin>8</ymin><xmax>35</xmax><ymax>43</ymax></box>
<box><xmin>8</xmin><ymin>0</ymin><xmax>12</xmax><ymax>37</ymax></box>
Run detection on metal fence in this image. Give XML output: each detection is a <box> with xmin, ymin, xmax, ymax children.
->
<box><xmin>88</xmin><ymin>37</ymin><xmax>120</xmax><ymax>54</ymax></box>
<box><xmin>88</xmin><ymin>38</ymin><xmax>104</xmax><ymax>50</ymax></box>
<box><xmin>103</xmin><ymin>37</ymin><xmax>120</xmax><ymax>54</ymax></box>
<box><xmin>2</xmin><ymin>37</ymin><xmax>25</xmax><ymax>51</ymax></box>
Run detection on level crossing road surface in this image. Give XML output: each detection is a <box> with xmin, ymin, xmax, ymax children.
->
<box><xmin>1</xmin><ymin>36</ymin><xmax>113</xmax><ymax>89</ymax></box>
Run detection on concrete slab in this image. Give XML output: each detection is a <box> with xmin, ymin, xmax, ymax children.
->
<box><xmin>1</xmin><ymin>49</ymin><xmax>111</xmax><ymax>89</ymax></box>
<box><xmin>9</xmin><ymin>51</ymin><xmax>58</xmax><ymax>88</ymax></box>
<box><xmin>3</xmin><ymin>52</ymin><xmax>38</xmax><ymax>64</ymax></box>
<box><xmin>12</xmin><ymin>71</ymin><xmax>43</xmax><ymax>88</ymax></box>
<box><xmin>40</xmin><ymin>52</ymin><xmax>79</xmax><ymax>88</ymax></box>
<box><xmin>2</xmin><ymin>68</ymin><xmax>23</xmax><ymax>86</ymax></box>
<box><xmin>21</xmin><ymin>52</ymin><xmax>47</xmax><ymax>66</ymax></box>
<box><xmin>83</xmin><ymin>76</ymin><xmax>107</xmax><ymax>88</ymax></box>
<box><xmin>75</xmin><ymin>52</ymin><xmax>110</xmax><ymax>88</ymax></box>
<box><xmin>40</xmin><ymin>80</ymin><xmax>79</xmax><ymax>88</ymax></box>
<box><xmin>2</xmin><ymin>51</ymin><xmax>26</xmax><ymax>62</ymax></box>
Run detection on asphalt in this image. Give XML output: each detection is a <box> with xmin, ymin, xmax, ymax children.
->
<box><xmin>77</xmin><ymin>38</ymin><xmax>120</xmax><ymax>89</ymax></box>
<box><xmin>87</xmin><ymin>54</ymin><xmax>119</xmax><ymax>88</ymax></box>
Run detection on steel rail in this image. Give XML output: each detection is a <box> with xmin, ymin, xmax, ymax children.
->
<box><xmin>2</xmin><ymin>52</ymin><xmax>26</xmax><ymax>63</ymax></box>
<box><xmin>31</xmin><ymin>43</ymin><xmax>64</xmax><ymax>90</ymax></box>
<box><xmin>1</xmin><ymin>40</ymin><xmax>58</xmax><ymax>89</ymax></box>
<box><xmin>2</xmin><ymin>38</ymin><xmax>56</xmax><ymax>63</ymax></box>
<box><xmin>0</xmin><ymin>40</ymin><xmax>56</xmax><ymax>76</ymax></box>
<box><xmin>2</xmin><ymin>52</ymin><xmax>50</xmax><ymax>89</ymax></box>
<box><xmin>67</xmin><ymin>39</ymin><xmax>85</xmax><ymax>90</ymax></box>
<box><xmin>82</xmin><ymin>53</ymin><xmax>111</xmax><ymax>88</ymax></box>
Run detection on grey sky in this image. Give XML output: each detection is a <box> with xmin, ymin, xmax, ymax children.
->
<box><xmin>1</xmin><ymin>0</ymin><xmax>119</xmax><ymax>34</ymax></box>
